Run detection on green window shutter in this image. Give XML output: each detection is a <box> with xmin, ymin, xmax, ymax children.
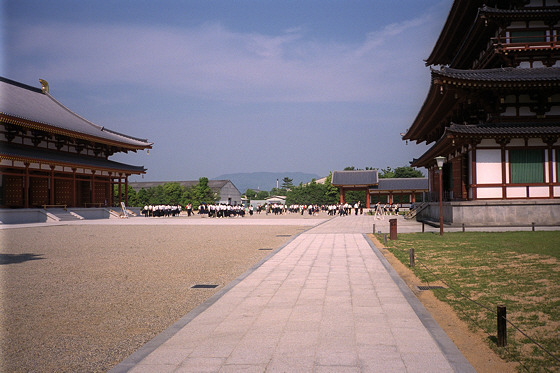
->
<box><xmin>510</xmin><ymin>149</ymin><xmax>544</xmax><ymax>183</ymax></box>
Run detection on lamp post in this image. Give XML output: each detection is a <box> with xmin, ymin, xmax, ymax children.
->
<box><xmin>435</xmin><ymin>156</ymin><xmax>445</xmax><ymax>236</ymax></box>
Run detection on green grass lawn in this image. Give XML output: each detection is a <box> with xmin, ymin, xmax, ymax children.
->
<box><xmin>378</xmin><ymin>231</ymin><xmax>560</xmax><ymax>372</ymax></box>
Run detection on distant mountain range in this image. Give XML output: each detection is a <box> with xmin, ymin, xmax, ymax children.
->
<box><xmin>212</xmin><ymin>172</ymin><xmax>321</xmax><ymax>193</ymax></box>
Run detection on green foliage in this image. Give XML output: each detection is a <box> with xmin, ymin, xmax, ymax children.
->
<box><xmin>281</xmin><ymin>177</ymin><xmax>294</xmax><ymax>190</ymax></box>
<box><xmin>245</xmin><ymin>189</ymin><xmax>256</xmax><ymax>198</ymax></box>
<box><xmin>256</xmin><ymin>190</ymin><xmax>269</xmax><ymax>200</ymax></box>
<box><xmin>270</xmin><ymin>187</ymin><xmax>287</xmax><ymax>196</ymax></box>
<box><xmin>113</xmin><ymin>178</ymin><xmax>217</xmax><ymax>208</ymax></box>
<box><xmin>379</xmin><ymin>166</ymin><xmax>423</xmax><ymax>178</ymax></box>
<box><xmin>345</xmin><ymin>190</ymin><xmax>366</xmax><ymax>205</ymax></box>
<box><xmin>285</xmin><ymin>174</ymin><xmax>339</xmax><ymax>205</ymax></box>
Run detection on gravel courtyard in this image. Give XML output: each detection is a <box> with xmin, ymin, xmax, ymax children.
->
<box><xmin>0</xmin><ymin>221</ymin><xmax>313</xmax><ymax>372</ymax></box>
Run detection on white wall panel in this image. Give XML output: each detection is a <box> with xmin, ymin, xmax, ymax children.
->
<box><xmin>477</xmin><ymin>187</ymin><xmax>502</xmax><ymax>199</ymax></box>
<box><xmin>507</xmin><ymin>187</ymin><xmax>527</xmax><ymax>198</ymax></box>
<box><xmin>476</xmin><ymin>149</ymin><xmax>502</xmax><ymax>184</ymax></box>
<box><xmin>529</xmin><ymin>186</ymin><xmax>550</xmax><ymax>198</ymax></box>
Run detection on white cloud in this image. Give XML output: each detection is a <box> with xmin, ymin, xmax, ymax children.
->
<box><xmin>7</xmin><ymin>13</ymin><xmax>436</xmax><ymax>103</ymax></box>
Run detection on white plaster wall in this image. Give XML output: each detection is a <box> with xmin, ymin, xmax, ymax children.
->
<box><xmin>529</xmin><ymin>186</ymin><xmax>550</xmax><ymax>198</ymax></box>
<box><xmin>528</xmin><ymin>138</ymin><xmax>546</xmax><ymax>146</ymax></box>
<box><xmin>476</xmin><ymin>149</ymin><xmax>502</xmax><ymax>184</ymax></box>
<box><xmin>477</xmin><ymin>187</ymin><xmax>502</xmax><ymax>199</ymax></box>
<box><xmin>508</xmin><ymin>139</ymin><xmax>525</xmax><ymax>147</ymax></box>
<box><xmin>554</xmin><ymin>186</ymin><xmax>560</xmax><ymax>197</ymax></box>
<box><xmin>507</xmin><ymin>187</ymin><xmax>527</xmax><ymax>198</ymax></box>
<box><xmin>479</xmin><ymin>139</ymin><xmax>497</xmax><ymax>147</ymax></box>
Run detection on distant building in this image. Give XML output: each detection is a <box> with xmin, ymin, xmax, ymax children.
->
<box><xmin>265</xmin><ymin>195</ymin><xmax>287</xmax><ymax>205</ymax></box>
<box><xmin>129</xmin><ymin>180</ymin><xmax>242</xmax><ymax>205</ymax></box>
<box><xmin>331</xmin><ymin>170</ymin><xmax>428</xmax><ymax>208</ymax></box>
<box><xmin>0</xmin><ymin>77</ymin><xmax>152</xmax><ymax>209</ymax></box>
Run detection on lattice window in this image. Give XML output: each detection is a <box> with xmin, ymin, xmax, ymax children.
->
<box><xmin>509</xmin><ymin>149</ymin><xmax>544</xmax><ymax>183</ymax></box>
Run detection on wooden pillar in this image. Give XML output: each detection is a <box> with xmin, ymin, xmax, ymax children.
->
<box><xmin>339</xmin><ymin>187</ymin><xmax>345</xmax><ymax>204</ymax></box>
<box><xmin>366</xmin><ymin>189</ymin><xmax>370</xmax><ymax>208</ymax></box>
<box><xmin>72</xmin><ymin>168</ymin><xmax>77</xmax><ymax>207</ymax></box>
<box><xmin>411</xmin><ymin>190</ymin><xmax>416</xmax><ymax>203</ymax></box>
<box><xmin>50</xmin><ymin>165</ymin><xmax>55</xmax><ymax>205</ymax></box>
<box><xmin>471</xmin><ymin>144</ymin><xmax>477</xmax><ymax>200</ymax></box>
<box><xmin>109</xmin><ymin>175</ymin><xmax>112</xmax><ymax>207</ymax></box>
<box><xmin>545</xmin><ymin>139</ymin><xmax>555</xmax><ymax>197</ymax></box>
<box><xmin>24</xmin><ymin>163</ymin><xmax>30</xmax><ymax>208</ymax></box>
<box><xmin>91</xmin><ymin>170</ymin><xmax>96</xmax><ymax>206</ymax></box>
<box><xmin>124</xmin><ymin>174</ymin><xmax>129</xmax><ymax>206</ymax></box>
<box><xmin>118</xmin><ymin>174</ymin><xmax>123</xmax><ymax>205</ymax></box>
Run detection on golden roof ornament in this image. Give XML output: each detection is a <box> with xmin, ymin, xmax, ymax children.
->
<box><xmin>39</xmin><ymin>79</ymin><xmax>49</xmax><ymax>93</ymax></box>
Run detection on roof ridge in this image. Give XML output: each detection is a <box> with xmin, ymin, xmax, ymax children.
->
<box><xmin>44</xmin><ymin>91</ymin><xmax>104</xmax><ymax>131</ymax></box>
<box><xmin>0</xmin><ymin>76</ymin><xmax>43</xmax><ymax>93</ymax></box>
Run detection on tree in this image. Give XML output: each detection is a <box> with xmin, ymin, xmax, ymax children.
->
<box><xmin>394</xmin><ymin>166</ymin><xmax>424</xmax><ymax>178</ymax></box>
<box><xmin>379</xmin><ymin>166</ymin><xmax>423</xmax><ymax>178</ymax></box>
<box><xmin>270</xmin><ymin>187</ymin><xmax>286</xmax><ymax>196</ymax></box>
<box><xmin>256</xmin><ymin>190</ymin><xmax>269</xmax><ymax>200</ymax></box>
<box><xmin>244</xmin><ymin>189</ymin><xmax>257</xmax><ymax>199</ymax></box>
<box><xmin>324</xmin><ymin>172</ymin><xmax>339</xmax><ymax>202</ymax></box>
<box><xmin>193</xmin><ymin>177</ymin><xmax>216</xmax><ymax>205</ymax></box>
<box><xmin>281</xmin><ymin>177</ymin><xmax>294</xmax><ymax>190</ymax></box>
<box><xmin>163</xmin><ymin>182</ymin><xmax>183</xmax><ymax>204</ymax></box>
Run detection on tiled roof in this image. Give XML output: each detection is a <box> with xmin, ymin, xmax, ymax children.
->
<box><xmin>433</xmin><ymin>67</ymin><xmax>560</xmax><ymax>83</ymax></box>
<box><xmin>331</xmin><ymin>170</ymin><xmax>378</xmax><ymax>186</ymax></box>
<box><xmin>0</xmin><ymin>77</ymin><xmax>152</xmax><ymax>149</ymax></box>
<box><xmin>480</xmin><ymin>5</ymin><xmax>560</xmax><ymax>19</ymax></box>
<box><xmin>0</xmin><ymin>142</ymin><xmax>146</xmax><ymax>173</ymax></box>
<box><xmin>370</xmin><ymin>178</ymin><xmax>428</xmax><ymax>192</ymax></box>
<box><xmin>447</xmin><ymin>122</ymin><xmax>560</xmax><ymax>136</ymax></box>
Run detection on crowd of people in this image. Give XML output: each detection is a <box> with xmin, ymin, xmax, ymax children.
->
<box><xmin>141</xmin><ymin>205</ymin><xmax>182</xmax><ymax>217</ymax></box>
<box><xmin>373</xmin><ymin>202</ymin><xmax>400</xmax><ymax>219</ymax></box>
<box><xmin>198</xmin><ymin>203</ymin><xmax>246</xmax><ymax>218</ymax></box>
<box><xmin>139</xmin><ymin>201</ymin><xmax>402</xmax><ymax>218</ymax></box>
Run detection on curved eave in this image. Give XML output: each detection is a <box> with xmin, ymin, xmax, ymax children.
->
<box><xmin>432</xmin><ymin>68</ymin><xmax>560</xmax><ymax>87</ymax></box>
<box><xmin>479</xmin><ymin>6</ymin><xmax>560</xmax><ymax>21</ymax></box>
<box><xmin>405</xmin><ymin>67</ymin><xmax>560</xmax><ymax>144</ymax></box>
<box><xmin>425</xmin><ymin>0</ymin><xmax>482</xmax><ymax>66</ymax></box>
<box><xmin>411</xmin><ymin>123</ymin><xmax>560</xmax><ymax>168</ymax></box>
<box><xmin>1</xmin><ymin>114</ymin><xmax>152</xmax><ymax>151</ymax></box>
<box><xmin>403</xmin><ymin>81</ymin><xmax>457</xmax><ymax>144</ymax></box>
<box><xmin>0</xmin><ymin>143</ymin><xmax>147</xmax><ymax>174</ymax></box>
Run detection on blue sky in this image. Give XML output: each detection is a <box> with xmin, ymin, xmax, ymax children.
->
<box><xmin>3</xmin><ymin>0</ymin><xmax>452</xmax><ymax>182</ymax></box>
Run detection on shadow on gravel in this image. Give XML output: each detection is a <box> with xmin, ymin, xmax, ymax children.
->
<box><xmin>0</xmin><ymin>253</ymin><xmax>45</xmax><ymax>265</ymax></box>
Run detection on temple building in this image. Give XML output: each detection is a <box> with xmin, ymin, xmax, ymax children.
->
<box><xmin>331</xmin><ymin>170</ymin><xmax>428</xmax><ymax>209</ymax></box>
<box><xmin>403</xmin><ymin>0</ymin><xmax>560</xmax><ymax>226</ymax></box>
<box><xmin>0</xmin><ymin>77</ymin><xmax>152</xmax><ymax>216</ymax></box>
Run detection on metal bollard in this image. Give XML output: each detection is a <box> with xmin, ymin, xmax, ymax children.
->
<box><xmin>422</xmin><ymin>222</ymin><xmax>425</xmax><ymax>233</ymax></box>
<box><xmin>409</xmin><ymin>248</ymin><xmax>415</xmax><ymax>267</ymax></box>
<box><xmin>532</xmin><ymin>222</ymin><xmax>535</xmax><ymax>232</ymax></box>
<box><xmin>372</xmin><ymin>224</ymin><xmax>376</xmax><ymax>234</ymax></box>
<box><xmin>384</xmin><ymin>234</ymin><xmax>387</xmax><ymax>245</ymax></box>
<box><xmin>462</xmin><ymin>223</ymin><xmax>465</xmax><ymax>232</ymax></box>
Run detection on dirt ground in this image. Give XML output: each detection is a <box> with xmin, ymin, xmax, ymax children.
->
<box><xmin>0</xmin><ymin>224</ymin><xmax>307</xmax><ymax>372</ymax></box>
<box><xmin>368</xmin><ymin>234</ymin><xmax>519</xmax><ymax>373</ymax></box>
<box><xmin>1</xmin><ymin>219</ymin><xmax>521</xmax><ymax>372</ymax></box>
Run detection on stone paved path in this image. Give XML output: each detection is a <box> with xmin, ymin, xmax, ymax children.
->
<box><xmin>111</xmin><ymin>215</ymin><xmax>474</xmax><ymax>372</ymax></box>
